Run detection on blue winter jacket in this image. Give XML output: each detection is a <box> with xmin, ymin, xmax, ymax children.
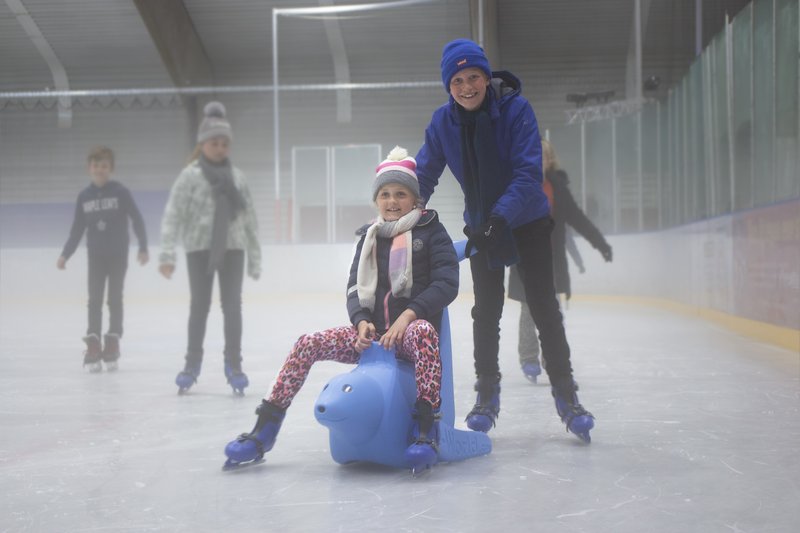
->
<box><xmin>415</xmin><ymin>71</ymin><xmax>549</xmax><ymax>231</ymax></box>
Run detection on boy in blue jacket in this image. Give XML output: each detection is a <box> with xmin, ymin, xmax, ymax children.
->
<box><xmin>57</xmin><ymin>146</ymin><xmax>149</xmax><ymax>372</ymax></box>
<box><xmin>415</xmin><ymin>39</ymin><xmax>594</xmax><ymax>442</ymax></box>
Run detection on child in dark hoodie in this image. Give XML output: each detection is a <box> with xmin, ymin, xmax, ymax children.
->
<box><xmin>58</xmin><ymin>146</ymin><xmax>148</xmax><ymax>372</ymax></box>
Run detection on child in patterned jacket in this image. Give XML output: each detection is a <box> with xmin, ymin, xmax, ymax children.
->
<box><xmin>223</xmin><ymin>146</ymin><xmax>459</xmax><ymax>470</ymax></box>
<box><xmin>158</xmin><ymin>101</ymin><xmax>261</xmax><ymax>395</ymax></box>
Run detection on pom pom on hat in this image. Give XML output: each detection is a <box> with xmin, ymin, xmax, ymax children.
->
<box><xmin>203</xmin><ymin>101</ymin><xmax>227</xmax><ymax>119</ymax></box>
<box><xmin>440</xmin><ymin>38</ymin><xmax>492</xmax><ymax>92</ymax></box>
<box><xmin>197</xmin><ymin>100</ymin><xmax>233</xmax><ymax>144</ymax></box>
<box><xmin>373</xmin><ymin>146</ymin><xmax>420</xmax><ymax>201</ymax></box>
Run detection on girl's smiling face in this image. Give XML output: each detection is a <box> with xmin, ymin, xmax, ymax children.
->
<box><xmin>375</xmin><ymin>183</ymin><xmax>416</xmax><ymax>221</ymax></box>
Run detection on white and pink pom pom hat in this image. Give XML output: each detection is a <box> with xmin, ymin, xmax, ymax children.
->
<box><xmin>372</xmin><ymin>146</ymin><xmax>420</xmax><ymax>201</ymax></box>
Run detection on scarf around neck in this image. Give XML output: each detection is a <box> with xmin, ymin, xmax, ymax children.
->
<box><xmin>198</xmin><ymin>154</ymin><xmax>244</xmax><ymax>274</ymax></box>
<box><xmin>457</xmin><ymin>96</ymin><xmax>519</xmax><ymax>269</ymax></box>
<box><xmin>356</xmin><ymin>208</ymin><xmax>422</xmax><ymax>311</ymax></box>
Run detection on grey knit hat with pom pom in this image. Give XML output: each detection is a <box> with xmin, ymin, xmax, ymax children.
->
<box><xmin>197</xmin><ymin>101</ymin><xmax>232</xmax><ymax>144</ymax></box>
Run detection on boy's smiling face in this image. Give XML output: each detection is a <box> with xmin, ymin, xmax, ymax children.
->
<box><xmin>88</xmin><ymin>158</ymin><xmax>113</xmax><ymax>187</ymax></box>
<box><xmin>449</xmin><ymin>67</ymin><xmax>489</xmax><ymax>111</ymax></box>
<box><xmin>375</xmin><ymin>183</ymin><xmax>416</xmax><ymax>221</ymax></box>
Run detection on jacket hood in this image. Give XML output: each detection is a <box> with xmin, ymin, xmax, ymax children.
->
<box><xmin>489</xmin><ymin>70</ymin><xmax>522</xmax><ymax>101</ymax></box>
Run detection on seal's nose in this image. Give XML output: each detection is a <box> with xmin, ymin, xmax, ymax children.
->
<box><xmin>317</xmin><ymin>405</ymin><xmax>326</xmax><ymax>413</ymax></box>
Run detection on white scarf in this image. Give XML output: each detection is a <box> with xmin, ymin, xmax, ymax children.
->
<box><xmin>356</xmin><ymin>208</ymin><xmax>422</xmax><ymax>311</ymax></box>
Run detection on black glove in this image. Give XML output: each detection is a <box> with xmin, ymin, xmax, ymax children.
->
<box><xmin>465</xmin><ymin>215</ymin><xmax>507</xmax><ymax>255</ymax></box>
<box><xmin>598</xmin><ymin>242</ymin><xmax>613</xmax><ymax>262</ymax></box>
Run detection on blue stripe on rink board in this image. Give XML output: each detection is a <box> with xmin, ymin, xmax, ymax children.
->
<box><xmin>0</xmin><ymin>190</ymin><xmax>168</xmax><ymax>248</ymax></box>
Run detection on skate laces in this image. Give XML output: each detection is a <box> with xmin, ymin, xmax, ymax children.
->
<box><xmin>554</xmin><ymin>391</ymin><xmax>593</xmax><ymax>430</ymax></box>
<box><xmin>472</xmin><ymin>376</ymin><xmax>500</xmax><ymax>415</ymax></box>
<box><xmin>234</xmin><ymin>432</ymin><xmax>270</xmax><ymax>455</ymax></box>
<box><xmin>411</xmin><ymin>403</ymin><xmax>441</xmax><ymax>449</ymax></box>
<box><xmin>236</xmin><ymin>403</ymin><xmax>285</xmax><ymax>452</ymax></box>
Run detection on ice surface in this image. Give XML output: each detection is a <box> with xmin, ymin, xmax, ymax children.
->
<box><xmin>1</xmin><ymin>248</ymin><xmax>798</xmax><ymax>532</ymax></box>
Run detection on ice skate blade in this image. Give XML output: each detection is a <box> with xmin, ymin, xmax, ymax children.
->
<box><xmin>85</xmin><ymin>362</ymin><xmax>102</xmax><ymax>373</ymax></box>
<box><xmin>521</xmin><ymin>363</ymin><xmax>541</xmax><ymax>384</ymax></box>
<box><xmin>222</xmin><ymin>457</ymin><xmax>265</xmax><ymax>472</ymax></box>
<box><xmin>410</xmin><ymin>464</ymin><xmax>434</xmax><ymax>477</ymax></box>
<box><xmin>226</xmin><ymin>374</ymin><xmax>249</xmax><ymax>396</ymax></box>
<box><xmin>567</xmin><ymin>415</ymin><xmax>594</xmax><ymax>444</ymax></box>
<box><xmin>411</xmin><ymin>461</ymin><xmax>436</xmax><ymax>479</ymax></box>
<box><xmin>574</xmin><ymin>432</ymin><xmax>591</xmax><ymax>443</ymax></box>
<box><xmin>104</xmin><ymin>361</ymin><xmax>118</xmax><ymax>372</ymax></box>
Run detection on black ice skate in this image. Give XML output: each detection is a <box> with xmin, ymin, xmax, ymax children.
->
<box><xmin>102</xmin><ymin>333</ymin><xmax>121</xmax><ymax>372</ymax></box>
<box><xmin>83</xmin><ymin>334</ymin><xmax>102</xmax><ymax>373</ymax></box>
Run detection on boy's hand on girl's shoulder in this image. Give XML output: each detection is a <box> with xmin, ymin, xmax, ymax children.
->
<box><xmin>159</xmin><ymin>263</ymin><xmax>175</xmax><ymax>279</ymax></box>
<box><xmin>56</xmin><ymin>256</ymin><xmax>67</xmax><ymax>270</ymax></box>
<box><xmin>138</xmin><ymin>251</ymin><xmax>149</xmax><ymax>266</ymax></box>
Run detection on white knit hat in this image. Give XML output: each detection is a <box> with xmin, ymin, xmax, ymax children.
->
<box><xmin>372</xmin><ymin>146</ymin><xmax>419</xmax><ymax>201</ymax></box>
<box><xmin>197</xmin><ymin>101</ymin><xmax>233</xmax><ymax>144</ymax></box>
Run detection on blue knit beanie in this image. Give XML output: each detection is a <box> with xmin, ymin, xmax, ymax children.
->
<box><xmin>440</xmin><ymin>39</ymin><xmax>492</xmax><ymax>92</ymax></box>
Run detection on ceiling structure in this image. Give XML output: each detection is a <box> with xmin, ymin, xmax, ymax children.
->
<box><xmin>1</xmin><ymin>0</ymin><xmax>750</xmax><ymax>127</ymax></box>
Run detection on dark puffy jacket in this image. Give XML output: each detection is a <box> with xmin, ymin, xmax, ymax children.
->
<box><xmin>508</xmin><ymin>170</ymin><xmax>610</xmax><ymax>301</ymax></box>
<box><xmin>346</xmin><ymin>210</ymin><xmax>459</xmax><ymax>334</ymax></box>
<box><xmin>415</xmin><ymin>71</ymin><xmax>549</xmax><ymax>231</ymax></box>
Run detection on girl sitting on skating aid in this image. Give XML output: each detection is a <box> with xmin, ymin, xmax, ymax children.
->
<box><xmin>223</xmin><ymin>146</ymin><xmax>459</xmax><ymax>471</ymax></box>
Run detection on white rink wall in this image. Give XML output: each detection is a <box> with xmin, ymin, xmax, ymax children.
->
<box><xmin>3</xmin><ymin>198</ymin><xmax>796</xmax><ymax>335</ymax></box>
<box><xmin>572</xmin><ymin>200</ymin><xmax>799</xmax><ymax>334</ymax></box>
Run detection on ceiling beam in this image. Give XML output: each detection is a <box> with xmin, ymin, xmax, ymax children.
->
<box><xmin>133</xmin><ymin>0</ymin><xmax>214</xmax><ymax>147</ymax></box>
<box><xmin>5</xmin><ymin>0</ymin><xmax>72</xmax><ymax>127</ymax></box>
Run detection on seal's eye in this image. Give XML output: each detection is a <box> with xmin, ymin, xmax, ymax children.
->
<box><xmin>342</xmin><ymin>384</ymin><xmax>353</xmax><ymax>393</ymax></box>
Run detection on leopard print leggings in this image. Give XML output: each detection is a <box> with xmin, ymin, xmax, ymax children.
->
<box><xmin>267</xmin><ymin>319</ymin><xmax>441</xmax><ymax>410</ymax></box>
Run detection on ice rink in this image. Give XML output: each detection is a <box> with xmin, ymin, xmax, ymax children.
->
<box><xmin>1</xmin><ymin>248</ymin><xmax>798</xmax><ymax>533</ymax></box>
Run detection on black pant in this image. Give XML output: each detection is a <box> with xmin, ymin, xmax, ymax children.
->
<box><xmin>185</xmin><ymin>249</ymin><xmax>245</xmax><ymax>365</ymax></box>
<box><xmin>87</xmin><ymin>253</ymin><xmax>128</xmax><ymax>337</ymax></box>
<box><xmin>469</xmin><ymin>217</ymin><xmax>573</xmax><ymax>382</ymax></box>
